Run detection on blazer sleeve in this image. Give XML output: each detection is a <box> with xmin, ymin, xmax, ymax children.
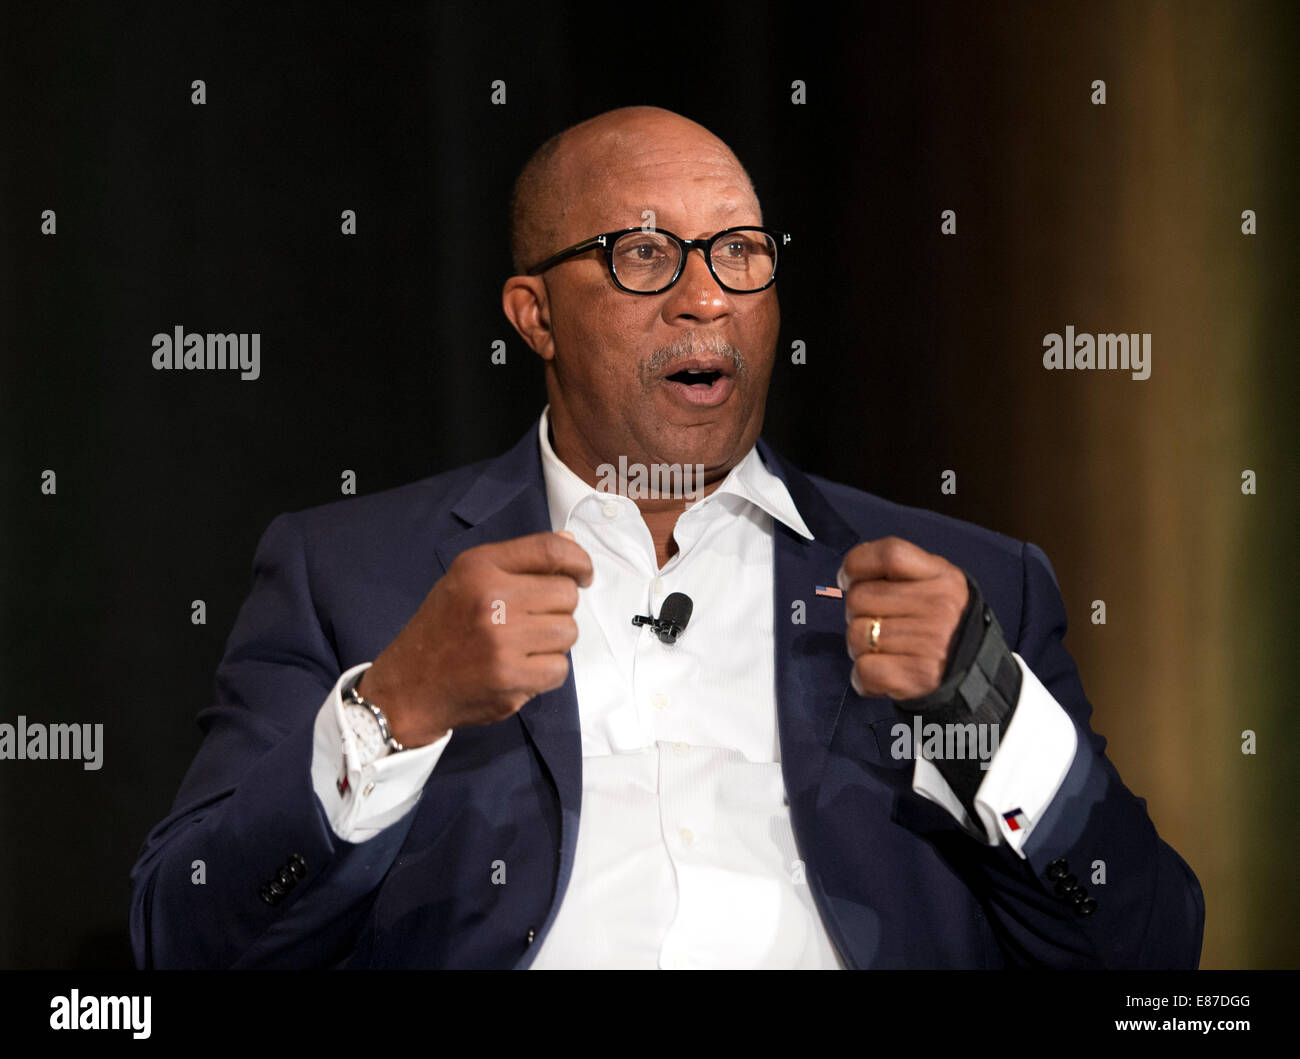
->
<box><xmin>957</xmin><ymin>540</ymin><xmax>1206</xmax><ymax>968</ymax></box>
<box><xmin>129</xmin><ymin>513</ymin><xmax>419</xmax><ymax>968</ymax></box>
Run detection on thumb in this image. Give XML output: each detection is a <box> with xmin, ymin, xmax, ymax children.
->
<box><xmin>555</xmin><ymin>530</ymin><xmax>575</xmax><ymax>542</ymax></box>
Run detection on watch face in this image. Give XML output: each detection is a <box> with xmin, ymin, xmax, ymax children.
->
<box><xmin>344</xmin><ymin>702</ymin><xmax>387</xmax><ymax>765</ymax></box>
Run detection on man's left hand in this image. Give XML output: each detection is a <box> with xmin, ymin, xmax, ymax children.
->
<box><xmin>838</xmin><ymin>536</ymin><xmax>969</xmax><ymax>700</ymax></box>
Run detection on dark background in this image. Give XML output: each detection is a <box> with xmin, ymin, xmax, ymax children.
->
<box><xmin>2</xmin><ymin>0</ymin><xmax>1297</xmax><ymax>968</ymax></box>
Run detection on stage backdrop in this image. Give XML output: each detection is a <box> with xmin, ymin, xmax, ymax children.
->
<box><xmin>1</xmin><ymin>0</ymin><xmax>1296</xmax><ymax>968</ymax></box>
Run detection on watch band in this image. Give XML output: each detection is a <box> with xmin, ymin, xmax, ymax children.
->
<box><xmin>343</xmin><ymin>679</ymin><xmax>405</xmax><ymax>755</ymax></box>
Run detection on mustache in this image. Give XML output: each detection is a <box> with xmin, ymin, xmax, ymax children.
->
<box><xmin>642</xmin><ymin>332</ymin><xmax>749</xmax><ymax>385</ymax></box>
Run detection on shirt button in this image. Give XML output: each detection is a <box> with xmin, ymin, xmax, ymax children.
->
<box><xmin>652</xmin><ymin>577</ymin><xmax>665</xmax><ymax>595</ymax></box>
<box><xmin>673</xmin><ymin>741</ymin><xmax>689</xmax><ymax>755</ymax></box>
<box><xmin>652</xmin><ymin>693</ymin><xmax>669</xmax><ymax>710</ymax></box>
<box><xmin>362</xmin><ymin>781</ymin><xmax>375</xmax><ymax>798</ymax></box>
<box><xmin>601</xmin><ymin>500</ymin><xmax>620</xmax><ymax>519</ymax></box>
<box><xmin>679</xmin><ymin>828</ymin><xmax>695</xmax><ymax>846</ymax></box>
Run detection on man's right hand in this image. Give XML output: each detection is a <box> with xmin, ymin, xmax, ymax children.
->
<box><xmin>355</xmin><ymin>530</ymin><xmax>593</xmax><ymax>748</ymax></box>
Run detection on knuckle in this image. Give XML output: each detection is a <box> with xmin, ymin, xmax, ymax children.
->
<box><xmin>540</xmin><ymin>534</ymin><xmax>566</xmax><ymax>569</ymax></box>
<box><xmin>845</xmin><ymin>618</ymin><xmax>865</xmax><ymax>655</ymax></box>
<box><xmin>452</xmin><ymin>548</ymin><xmax>485</xmax><ymax>579</ymax></box>
<box><xmin>504</xmin><ymin>691</ymin><xmax>532</xmax><ymax>715</ymax></box>
<box><xmin>922</xmin><ymin>659</ymin><xmax>943</xmax><ymax>691</ymax></box>
<box><xmin>431</xmin><ymin>566</ymin><xmax>460</xmax><ymax>604</ymax></box>
<box><xmin>842</xmin><ymin>541</ymin><xmax>866</xmax><ymax>572</ymax></box>
<box><xmin>560</xmin><ymin>579</ymin><xmax>580</xmax><ymax>611</ymax></box>
<box><xmin>542</xmin><ymin>655</ymin><xmax>570</xmax><ymax>689</ymax></box>
<box><xmin>559</xmin><ymin>616</ymin><xmax>579</xmax><ymax>646</ymax></box>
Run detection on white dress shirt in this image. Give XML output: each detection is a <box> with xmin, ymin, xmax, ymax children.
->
<box><xmin>308</xmin><ymin>407</ymin><xmax>1077</xmax><ymax>967</ymax></box>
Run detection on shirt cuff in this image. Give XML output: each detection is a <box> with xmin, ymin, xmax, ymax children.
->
<box><xmin>310</xmin><ymin>661</ymin><xmax>453</xmax><ymax>843</ymax></box>
<box><xmin>910</xmin><ymin>653</ymin><xmax>1077</xmax><ymax>857</ymax></box>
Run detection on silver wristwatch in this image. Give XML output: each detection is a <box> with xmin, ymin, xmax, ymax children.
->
<box><xmin>342</xmin><ymin>677</ymin><xmax>405</xmax><ymax>767</ymax></box>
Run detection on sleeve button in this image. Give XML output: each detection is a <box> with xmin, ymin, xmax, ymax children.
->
<box><xmin>1053</xmin><ymin>874</ymin><xmax>1079</xmax><ymax>896</ymax></box>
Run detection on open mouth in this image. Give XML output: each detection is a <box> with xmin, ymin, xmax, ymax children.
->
<box><xmin>666</xmin><ymin>368</ymin><xmax>724</xmax><ymax>388</ymax></box>
<box><xmin>660</xmin><ymin>361</ymin><xmax>735</xmax><ymax>407</ymax></box>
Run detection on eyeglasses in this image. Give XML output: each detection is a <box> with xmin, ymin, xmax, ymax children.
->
<box><xmin>525</xmin><ymin>225</ymin><xmax>790</xmax><ymax>294</ymax></box>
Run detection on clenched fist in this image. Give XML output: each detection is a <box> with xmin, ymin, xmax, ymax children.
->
<box><xmin>839</xmin><ymin>536</ymin><xmax>969</xmax><ymax>701</ymax></box>
<box><xmin>356</xmin><ymin>530</ymin><xmax>593</xmax><ymax>747</ymax></box>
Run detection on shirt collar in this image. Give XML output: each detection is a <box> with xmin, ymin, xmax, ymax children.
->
<box><xmin>538</xmin><ymin>404</ymin><xmax>814</xmax><ymax>541</ymax></box>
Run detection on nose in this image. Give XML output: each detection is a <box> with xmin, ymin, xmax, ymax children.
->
<box><xmin>661</xmin><ymin>246</ymin><xmax>731</xmax><ymax>324</ymax></box>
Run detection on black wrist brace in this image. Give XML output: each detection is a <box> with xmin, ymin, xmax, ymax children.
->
<box><xmin>890</xmin><ymin>573</ymin><xmax>1021</xmax><ymax>823</ymax></box>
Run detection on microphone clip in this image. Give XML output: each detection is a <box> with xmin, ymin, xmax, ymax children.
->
<box><xmin>631</xmin><ymin>592</ymin><xmax>694</xmax><ymax>645</ymax></box>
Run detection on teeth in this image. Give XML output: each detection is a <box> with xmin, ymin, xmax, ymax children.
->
<box><xmin>667</xmin><ymin>367</ymin><xmax>722</xmax><ymax>387</ymax></box>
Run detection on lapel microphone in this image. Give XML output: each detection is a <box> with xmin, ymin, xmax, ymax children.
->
<box><xmin>632</xmin><ymin>592</ymin><xmax>694</xmax><ymax>645</ymax></box>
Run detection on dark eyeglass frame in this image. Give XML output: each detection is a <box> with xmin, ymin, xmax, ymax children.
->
<box><xmin>525</xmin><ymin>225</ymin><xmax>791</xmax><ymax>295</ymax></box>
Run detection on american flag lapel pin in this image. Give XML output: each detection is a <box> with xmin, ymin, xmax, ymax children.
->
<box><xmin>814</xmin><ymin>584</ymin><xmax>843</xmax><ymax>599</ymax></box>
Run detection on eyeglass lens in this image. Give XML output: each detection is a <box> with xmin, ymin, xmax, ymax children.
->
<box><xmin>610</xmin><ymin>229</ymin><xmax>777</xmax><ymax>292</ymax></box>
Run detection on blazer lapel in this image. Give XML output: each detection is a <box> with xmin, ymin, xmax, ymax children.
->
<box><xmin>433</xmin><ymin>422</ymin><xmax>584</xmax><ymax>944</ymax></box>
<box><xmin>757</xmin><ymin>439</ymin><xmax>865</xmax><ymax>795</ymax></box>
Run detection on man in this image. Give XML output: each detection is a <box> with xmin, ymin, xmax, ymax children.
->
<box><xmin>129</xmin><ymin>106</ymin><xmax>1204</xmax><ymax>969</ymax></box>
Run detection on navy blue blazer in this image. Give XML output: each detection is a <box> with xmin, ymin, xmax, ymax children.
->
<box><xmin>129</xmin><ymin>418</ymin><xmax>1205</xmax><ymax>969</ymax></box>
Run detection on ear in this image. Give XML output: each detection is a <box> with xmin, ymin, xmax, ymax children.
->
<box><xmin>501</xmin><ymin>275</ymin><xmax>555</xmax><ymax>361</ymax></box>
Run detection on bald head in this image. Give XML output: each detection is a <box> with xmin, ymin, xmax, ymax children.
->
<box><xmin>509</xmin><ymin>106</ymin><xmax>758</xmax><ymax>275</ymax></box>
<box><xmin>499</xmin><ymin>105</ymin><xmax>781</xmax><ymax>505</ymax></box>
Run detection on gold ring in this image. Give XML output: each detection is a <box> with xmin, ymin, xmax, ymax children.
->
<box><xmin>869</xmin><ymin>617</ymin><xmax>882</xmax><ymax>652</ymax></box>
